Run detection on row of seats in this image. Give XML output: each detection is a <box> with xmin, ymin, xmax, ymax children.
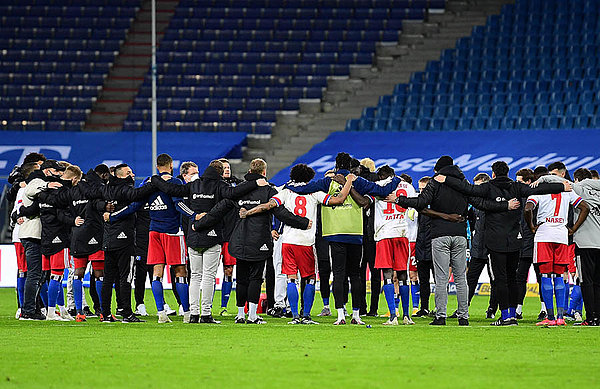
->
<box><xmin>0</xmin><ymin>62</ymin><xmax>111</xmax><ymax>73</ymax></box>
<box><xmin>0</xmin><ymin>27</ymin><xmax>127</xmax><ymax>39</ymax></box>
<box><xmin>2</xmin><ymin>85</ymin><xmax>102</xmax><ymax>97</ymax></box>
<box><xmin>0</xmin><ymin>6</ymin><xmax>137</xmax><ymax>17</ymax></box>
<box><xmin>127</xmin><ymin>109</ymin><xmax>277</xmax><ymax>123</ymax></box>
<box><xmin>154</xmin><ymin>63</ymin><xmax>350</xmax><ymax>76</ymax></box>
<box><xmin>123</xmin><ymin>121</ymin><xmax>274</xmax><ymax>134</ymax></box>
<box><xmin>2</xmin><ymin>51</ymin><xmax>117</xmax><ymax>63</ymax></box>
<box><xmin>381</xmin><ymin>92</ymin><xmax>600</xmax><ymax>107</ymax></box>
<box><xmin>347</xmin><ymin>115</ymin><xmax>600</xmax><ymax>132</ymax></box>
<box><xmin>0</xmin><ymin>39</ymin><xmax>122</xmax><ymax>51</ymax></box>
<box><xmin>159</xmin><ymin>40</ymin><xmax>376</xmax><ymax>53</ymax></box>
<box><xmin>177</xmin><ymin>0</ymin><xmax>443</xmax><ymax>8</ymax></box>
<box><xmin>132</xmin><ymin>97</ymin><xmax>300</xmax><ymax>111</ymax></box>
<box><xmin>155</xmin><ymin>52</ymin><xmax>373</xmax><ymax>65</ymax></box>
<box><xmin>138</xmin><ymin>86</ymin><xmax>324</xmax><ymax>99</ymax></box>
<box><xmin>393</xmin><ymin>80</ymin><xmax>600</xmax><ymax>96</ymax></box>
<box><xmin>2</xmin><ymin>0</ymin><xmax>140</xmax><ymax>4</ymax></box>
<box><xmin>1</xmin><ymin>121</ymin><xmax>85</xmax><ymax>131</ymax></box>
<box><xmin>0</xmin><ymin>73</ymin><xmax>105</xmax><ymax>85</ymax></box>
<box><xmin>140</xmin><ymin>75</ymin><xmax>328</xmax><ymax>87</ymax></box>
<box><xmin>164</xmin><ymin>29</ymin><xmax>401</xmax><ymax>42</ymax></box>
<box><xmin>0</xmin><ymin>108</ymin><xmax>89</xmax><ymax>121</ymax></box>
<box><xmin>0</xmin><ymin>97</ymin><xmax>95</xmax><ymax>109</ymax></box>
<box><xmin>1</xmin><ymin>17</ymin><xmax>134</xmax><ymax>28</ymax></box>
<box><xmin>170</xmin><ymin>17</ymin><xmax>406</xmax><ymax>30</ymax></box>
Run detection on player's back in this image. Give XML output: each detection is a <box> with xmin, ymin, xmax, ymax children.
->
<box><xmin>374</xmin><ymin>180</ymin><xmax>416</xmax><ymax>241</ymax></box>
<box><xmin>529</xmin><ymin>191</ymin><xmax>582</xmax><ymax>244</ymax></box>
<box><xmin>147</xmin><ymin>174</ymin><xmax>183</xmax><ymax>234</ymax></box>
<box><xmin>273</xmin><ymin>188</ymin><xmax>325</xmax><ymax>246</ymax></box>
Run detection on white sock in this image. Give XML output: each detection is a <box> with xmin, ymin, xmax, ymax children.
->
<box><xmin>541</xmin><ymin>302</ymin><xmax>547</xmax><ymax>312</ymax></box>
<box><xmin>248</xmin><ymin>303</ymin><xmax>258</xmax><ymax>320</ymax></box>
<box><xmin>352</xmin><ymin>309</ymin><xmax>360</xmax><ymax>320</ymax></box>
<box><xmin>337</xmin><ymin>308</ymin><xmax>344</xmax><ymax>321</ymax></box>
<box><xmin>516</xmin><ymin>304</ymin><xmax>523</xmax><ymax>315</ymax></box>
<box><xmin>323</xmin><ymin>304</ymin><xmax>329</xmax><ymax>309</ymax></box>
<box><xmin>237</xmin><ymin>307</ymin><xmax>245</xmax><ymax>318</ymax></box>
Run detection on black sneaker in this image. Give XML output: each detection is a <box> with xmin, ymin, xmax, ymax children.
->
<box><xmin>301</xmin><ymin>316</ymin><xmax>319</xmax><ymax>325</ymax></box>
<box><xmin>366</xmin><ymin>311</ymin><xmax>378</xmax><ymax>317</ymax></box>
<box><xmin>486</xmin><ymin>309</ymin><xmax>496</xmax><ymax>319</ymax></box>
<box><xmin>574</xmin><ymin>319</ymin><xmax>593</xmax><ymax>326</ymax></box>
<box><xmin>199</xmin><ymin>315</ymin><xmax>221</xmax><ymax>324</ymax></box>
<box><xmin>490</xmin><ymin>318</ymin><xmax>517</xmax><ymax>326</ymax></box>
<box><xmin>268</xmin><ymin>307</ymin><xmax>285</xmax><ymax>318</ymax></box>
<box><xmin>190</xmin><ymin>314</ymin><xmax>200</xmax><ymax>323</ymax></box>
<box><xmin>234</xmin><ymin>316</ymin><xmax>246</xmax><ymax>324</ymax></box>
<box><xmin>115</xmin><ymin>308</ymin><xmax>124</xmax><ymax>318</ymax></box>
<box><xmin>246</xmin><ymin>316</ymin><xmax>267</xmax><ymax>324</ymax></box>
<box><xmin>507</xmin><ymin>318</ymin><xmax>518</xmax><ymax>326</ymax></box>
<box><xmin>82</xmin><ymin>307</ymin><xmax>97</xmax><ymax>318</ymax></box>
<box><xmin>414</xmin><ymin>308</ymin><xmax>430</xmax><ymax>318</ymax></box>
<box><xmin>68</xmin><ymin>308</ymin><xmax>77</xmax><ymax>318</ymax></box>
<box><xmin>99</xmin><ymin>314</ymin><xmax>119</xmax><ymax>323</ymax></box>
<box><xmin>429</xmin><ymin>317</ymin><xmax>446</xmax><ymax>326</ymax></box>
<box><xmin>592</xmin><ymin>317</ymin><xmax>600</xmax><ymax>326</ymax></box>
<box><xmin>448</xmin><ymin>310</ymin><xmax>458</xmax><ymax>319</ymax></box>
<box><xmin>537</xmin><ymin>310</ymin><xmax>548</xmax><ymax>321</ymax></box>
<box><xmin>284</xmin><ymin>310</ymin><xmax>294</xmax><ymax>318</ymax></box>
<box><xmin>458</xmin><ymin>318</ymin><xmax>469</xmax><ymax>326</ymax></box>
<box><xmin>288</xmin><ymin>317</ymin><xmax>302</xmax><ymax>325</ymax></box>
<box><xmin>122</xmin><ymin>314</ymin><xmax>145</xmax><ymax>323</ymax></box>
<box><xmin>515</xmin><ymin>312</ymin><xmax>523</xmax><ymax>320</ymax></box>
<box><xmin>20</xmin><ymin>312</ymin><xmax>46</xmax><ymax>321</ymax></box>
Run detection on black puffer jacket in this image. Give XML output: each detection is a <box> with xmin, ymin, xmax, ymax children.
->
<box><xmin>468</xmin><ymin>206</ymin><xmax>487</xmax><ymax>259</ymax></box>
<box><xmin>151</xmin><ymin>166</ymin><xmax>258</xmax><ymax>249</ymax></box>
<box><xmin>193</xmin><ymin>173</ymin><xmax>309</xmax><ymax>261</ymax></box>
<box><xmin>221</xmin><ymin>175</ymin><xmax>244</xmax><ymax>243</ymax></box>
<box><xmin>519</xmin><ymin>201</ymin><xmax>535</xmax><ymax>258</ymax></box>
<box><xmin>396</xmin><ymin>165</ymin><xmax>508</xmax><ymax>239</ymax></box>
<box><xmin>102</xmin><ymin>175</ymin><xmax>155</xmax><ymax>251</ymax></box>
<box><xmin>414</xmin><ymin>211</ymin><xmax>432</xmax><ymax>262</ymax></box>
<box><xmin>39</xmin><ymin>178</ymin><xmax>74</xmax><ymax>256</ymax></box>
<box><xmin>444</xmin><ymin>175</ymin><xmax>565</xmax><ymax>253</ymax></box>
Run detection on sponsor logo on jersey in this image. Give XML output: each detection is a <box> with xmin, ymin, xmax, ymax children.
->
<box><xmin>117</xmin><ymin>232</ymin><xmax>127</xmax><ymax>239</ymax></box>
<box><xmin>51</xmin><ymin>236</ymin><xmax>62</xmax><ymax>244</ymax></box>
<box><xmin>207</xmin><ymin>230</ymin><xmax>217</xmax><ymax>237</ymax></box>
<box><xmin>259</xmin><ymin>244</ymin><xmax>269</xmax><ymax>251</ymax></box>
<box><xmin>40</xmin><ymin>203</ymin><xmax>52</xmax><ymax>208</ymax></box>
<box><xmin>72</xmin><ymin>199</ymin><xmax>88</xmax><ymax>206</ymax></box>
<box><xmin>150</xmin><ymin>196</ymin><xmax>168</xmax><ymax>211</ymax></box>
<box><xmin>192</xmin><ymin>193</ymin><xmax>215</xmax><ymax>199</ymax></box>
<box><xmin>239</xmin><ymin>200</ymin><xmax>261</xmax><ymax>206</ymax></box>
<box><xmin>88</xmin><ymin>237</ymin><xmax>98</xmax><ymax>245</ymax></box>
<box><xmin>545</xmin><ymin>217</ymin><xmax>565</xmax><ymax>223</ymax></box>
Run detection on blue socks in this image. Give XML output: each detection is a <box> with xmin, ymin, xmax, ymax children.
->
<box><xmin>40</xmin><ymin>281</ymin><xmax>49</xmax><ymax>308</ymax></box>
<box><xmin>501</xmin><ymin>309</ymin><xmax>510</xmax><ymax>320</ymax></box>
<box><xmin>541</xmin><ymin>276</ymin><xmax>555</xmax><ymax>320</ymax></box>
<box><xmin>221</xmin><ymin>275</ymin><xmax>232</xmax><ymax>308</ymax></box>
<box><xmin>95</xmin><ymin>277</ymin><xmax>103</xmax><ymax>307</ymax></box>
<box><xmin>411</xmin><ymin>281</ymin><xmax>420</xmax><ymax>309</ymax></box>
<box><xmin>554</xmin><ymin>276</ymin><xmax>565</xmax><ymax>319</ymax></box>
<box><xmin>508</xmin><ymin>307</ymin><xmax>516</xmax><ymax>318</ymax></box>
<box><xmin>287</xmin><ymin>280</ymin><xmax>299</xmax><ymax>317</ymax></box>
<box><xmin>73</xmin><ymin>276</ymin><xmax>83</xmax><ymax>313</ymax></box>
<box><xmin>47</xmin><ymin>276</ymin><xmax>61</xmax><ymax>310</ymax></box>
<box><xmin>303</xmin><ymin>280</ymin><xmax>316</xmax><ymax>318</ymax></box>
<box><xmin>57</xmin><ymin>281</ymin><xmax>64</xmax><ymax>307</ymax></box>
<box><xmin>399</xmin><ymin>281</ymin><xmax>410</xmax><ymax>317</ymax></box>
<box><xmin>569</xmin><ymin>284</ymin><xmax>583</xmax><ymax>312</ymax></box>
<box><xmin>17</xmin><ymin>273</ymin><xmax>26</xmax><ymax>307</ymax></box>
<box><xmin>152</xmin><ymin>277</ymin><xmax>165</xmax><ymax>312</ymax></box>
<box><xmin>322</xmin><ymin>297</ymin><xmax>329</xmax><ymax>307</ymax></box>
<box><xmin>175</xmin><ymin>277</ymin><xmax>189</xmax><ymax>312</ymax></box>
<box><xmin>383</xmin><ymin>281</ymin><xmax>396</xmax><ymax>319</ymax></box>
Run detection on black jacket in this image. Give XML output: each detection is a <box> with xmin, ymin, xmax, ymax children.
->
<box><xmin>222</xmin><ymin>175</ymin><xmax>244</xmax><ymax>243</ymax></box>
<box><xmin>519</xmin><ymin>199</ymin><xmax>535</xmax><ymax>258</ymax></box>
<box><xmin>444</xmin><ymin>175</ymin><xmax>565</xmax><ymax>253</ymax></box>
<box><xmin>468</xmin><ymin>206</ymin><xmax>487</xmax><ymax>259</ymax></box>
<box><xmin>193</xmin><ymin>173</ymin><xmax>309</xmax><ymax>261</ymax></box>
<box><xmin>151</xmin><ymin>166</ymin><xmax>258</xmax><ymax>249</ymax></box>
<box><xmin>134</xmin><ymin>203</ymin><xmax>150</xmax><ymax>257</ymax></box>
<box><xmin>102</xmin><ymin>175</ymin><xmax>155</xmax><ymax>251</ymax></box>
<box><xmin>39</xmin><ymin>178</ymin><xmax>74</xmax><ymax>256</ymax></box>
<box><xmin>415</xmin><ymin>211</ymin><xmax>432</xmax><ymax>262</ymax></box>
<box><xmin>396</xmin><ymin>165</ymin><xmax>507</xmax><ymax>239</ymax></box>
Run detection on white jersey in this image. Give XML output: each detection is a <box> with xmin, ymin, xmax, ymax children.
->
<box><xmin>272</xmin><ymin>187</ymin><xmax>331</xmax><ymax>247</ymax></box>
<box><xmin>10</xmin><ymin>187</ymin><xmax>25</xmax><ymax>243</ymax></box>
<box><xmin>374</xmin><ymin>179</ymin><xmax>417</xmax><ymax>242</ymax></box>
<box><xmin>528</xmin><ymin>191</ymin><xmax>582</xmax><ymax>245</ymax></box>
<box><xmin>406</xmin><ymin>208</ymin><xmax>418</xmax><ymax>243</ymax></box>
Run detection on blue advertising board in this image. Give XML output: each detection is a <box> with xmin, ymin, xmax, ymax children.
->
<box><xmin>0</xmin><ymin>131</ymin><xmax>246</xmax><ymax>182</ymax></box>
<box><xmin>271</xmin><ymin>129</ymin><xmax>600</xmax><ymax>185</ymax></box>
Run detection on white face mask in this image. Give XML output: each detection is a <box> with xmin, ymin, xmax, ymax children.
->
<box><xmin>189</xmin><ymin>173</ymin><xmax>199</xmax><ymax>182</ymax></box>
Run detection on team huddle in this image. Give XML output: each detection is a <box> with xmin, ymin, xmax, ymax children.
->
<box><xmin>7</xmin><ymin>150</ymin><xmax>600</xmax><ymax>326</ymax></box>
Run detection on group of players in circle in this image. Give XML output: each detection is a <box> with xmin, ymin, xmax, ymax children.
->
<box><xmin>8</xmin><ymin>150</ymin><xmax>600</xmax><ymax>326</ymax></box>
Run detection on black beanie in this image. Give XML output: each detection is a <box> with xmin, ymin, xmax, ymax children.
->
<box><xmin>434</xmin><ymin>155</ymin><xmax>453</xmax><ymax>172</ymax></box>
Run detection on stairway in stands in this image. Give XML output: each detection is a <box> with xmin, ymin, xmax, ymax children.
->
<box><xmin>85</xmin><ymin>0</ymin><xmax>179</xmax><ymax>131</ymax></box>
<box><xmin>236</xmin><ymin>0</ymin><xmax>515</xmax><ymax>178</ymax></box>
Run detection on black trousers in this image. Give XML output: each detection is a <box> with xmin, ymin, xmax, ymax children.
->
<box><xmin>359</xmin><ymin>239</ymin><xmax>380</xmax><ymax>314</ymax></box>
<box><xmin>89</xmin><ymin>272</ymin><xmax>101</xmax><ymax>313</ymax></box>
<box><xmin>315</xmin><ymin>234</ymin><xmax>331</xmax><ymax>302</ymax></box>
<box><xmin>516</xmin><ymin>256</ymin><xmax>543</xmax><ymax>305</ymax></box>
<box><xmin>578</xmin><ymin>248</ymin><xmax>600</xmax><ymax>320</ymax></box>
<box><xmin>330</xmin><ymin>242</ymin><xmax>362</xmax><ymax>310</ymax></box>
<box><xmin>133</xmin><ymin>255</ymin><xmax>182</xmax><ymax>307</ymax></box>
<box><xmin>102</xmin><ymin>247</ymin><xmax>135</xmax><ymax>317</ymax></box>
<box><xmin>236</xmin><ymin>259</ymin><xmax>266</xmax><ymax>306</ymax></box>
<box><xmin>417</xmin><ymin>260</ymin><xmax>434</xmax><ymax>310</ymax></box>
<box><xmin>467</xmin><ymin>256</ymin><xmax>498</xmax><ymax>311</ymax></box>
<box><xmin>489</xmin><ymin>250</ymin><xmax>520</xmax><ymax>311</ymax></box>
<box><xmin>265</xmin><ymin>254</ymin><xmax>275</xmax><ymax>309</ymax></box>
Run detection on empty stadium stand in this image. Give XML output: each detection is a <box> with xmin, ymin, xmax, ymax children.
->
<box><xmin>0</xmin><ymin>0</ymin><xmax>141</xmax><ymax>132</ymax></box>
<box><xmin>348</xmin><ymin>0</ymin><xmax>600</xmax><ymax>132</ymax></box>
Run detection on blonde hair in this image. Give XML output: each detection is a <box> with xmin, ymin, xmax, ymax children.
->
<box><xmin>63</xmin><ymin>165</ymin><xmax>82</xmax><ymax>181</ymax></box>
<box><xmin>249</xmin><ymin>158</ymin><xmax>267</xmax><ymax>175</ymax></box>
<box><xmin>360</xmin><ymin>158</ymin><xmax>376</xmax><ymax>173</ymax></box>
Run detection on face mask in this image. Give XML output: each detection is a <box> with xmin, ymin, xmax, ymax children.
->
<box><xmin>189</xmin><ymin>173</ymin><xmax>199</xmax><ymax>182</ymax></box>
<box><xmin>125</xmin><ymin>175</ymin><xmax>135</xmax><ymax>186</ymax></box>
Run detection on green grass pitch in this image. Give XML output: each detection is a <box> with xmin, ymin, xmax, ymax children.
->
<box><xmin>0</xmin><ymin>288</ymin><xmax>598</xmax><ymax>388</ymax></box>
